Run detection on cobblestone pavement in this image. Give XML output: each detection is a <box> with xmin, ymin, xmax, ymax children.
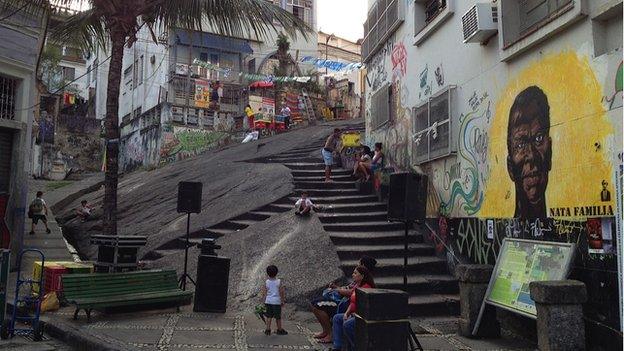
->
<box><xmin>37</xmin><ymin>305</ymin><xmax>537</xmax><ymax>351</ymax></box>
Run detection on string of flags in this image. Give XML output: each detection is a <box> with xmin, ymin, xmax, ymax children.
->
<box><xmin>193</xmin><ymin>59</ymin><xmax>232</xmax><ymax>78</ymax></box>
<box><xmin>240</xmin><ymin>73</ymin><xmax>311</xmax><ymax>83</ymax></box>
<box><xmin>301</xmin><ymin>56</ymin><xmax>364</xmax><ymax>72</ymax></box>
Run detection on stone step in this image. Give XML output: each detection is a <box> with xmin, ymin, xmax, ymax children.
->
<box><xmin>233</xmin><ymin>212</ymin><xmax>272</xmax><ymax>222</ymax></box>
<box><xmin>323</xmin><ymin>221</ymin><xmax>405</xmax><ymax>232</ymax></box>
<box><xmin>309</xmin><ymin>195</ymin><xmax>380</xmax><ymax>204</ymax></box>
<box><xmin>229</xmin><ymin>219</ymin><xmax>261</xmax><ymax>227</ymax></box>
<box><xmin>246</xmin><ymin>211</ymin><xmax>276</xmax><ymax>218</ymax></box>
<box><xmin>335</xmin><ymin>243</ymin><xmax>436</xmax><ymax>259</ymax></box>
<box><xmin>328</xmin><ymin>231</ymin><xmax>424</xmax><ymax>245</ymax></box>
<box><xmin>258</xmin><ymin>203</ymin><xmax>293</xmax><ymax>213</ymax></box>
<box><xmin>293</xmin><ymin>174</ymin><xmax>354</xmax><ymax>182</ymax></box>
<box><xmin>284</xmin><ymin>163</ymin><xmax>328</xmax><ymax>170</ymax></box>
<box><xmin>290</xmin><ymin>169</ymin><xmax>352</xmax><ymax>177</ymax></box>
<box><xmin>408</xmin><ymin>294</ymin><xmax>460</xmax><ymax>317</ymax></box>
<box><xmin>210</xmin><ymin>220</ymin><xmax>249</xmax><ymax>231</ymax></box>
<box><xmin>189</xmin><ymin>227</ymin><xmax>235</xmax><ymax>238</ymax></box>
<box><xmin>374</xmin><ymin>275</ymin><xmax>459</xmax><ymax>295</ymax></box>
<box><xmin>269</xmin><ymin>157</ymin><xmax>322</xmax><ymax>164</ymax></box>
<box><xmin>293</xmin><ymin>188</ymin><xmax>361</xmax><ymax>197</ymax></box>
<box><xmin>340</xmin><ymin>256</ymin><xmax>448</xmax><ymax>276</ymax></box>
<box><xmin>293</xmin><ymin>181</ymin><xmax>356</xmax><ymax>190</ymax></box>
<box><xmin>318</xmin><ymin>211</ymin><xmax>388</xmax><ymax>224</ymax></box>
<box><xmin>317</xmin><ymin>202</ymin><xmax>387</xmax><ymax>213</ymax></box>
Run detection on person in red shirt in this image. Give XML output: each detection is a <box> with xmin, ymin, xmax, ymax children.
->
<box><xmin>330</xmin><ymin>265</ymin><xmax>375</xmax><ymax>350</ymax></box>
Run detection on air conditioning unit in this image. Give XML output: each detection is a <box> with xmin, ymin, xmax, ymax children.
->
<box><xmin>175</xmin><ymin>64</ymin><xmax>189</xmax><ymax>75</ymax></box>
<box><xmin>462</xmin><ymin>3</ymin><xmax>498</xmax><ymax>43</ymax></box>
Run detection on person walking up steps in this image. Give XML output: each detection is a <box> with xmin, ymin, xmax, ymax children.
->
<box><xmin>29</xmin><ymin>191</ymin><xmax>51</xmax><ymax>235</ymax></box>
<box><xmin>261</xmin><ymin>265</ymin><xmax>288</xmax><ymax>336</ymax></box>
<box><xmin>321</xmin><ymin>128</ymin><xmax>341</xmax><ymax>183</ymax></box>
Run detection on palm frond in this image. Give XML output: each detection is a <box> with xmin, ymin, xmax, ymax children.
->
<box><xmin>151</xmin><ymin>0</ymin><xmax>312</xmax><ymax>41</ymax></box>
<box><xmin>49</xmin><ymin>7</ymin><xmax>108</xmax><ymax>52</ymax></box>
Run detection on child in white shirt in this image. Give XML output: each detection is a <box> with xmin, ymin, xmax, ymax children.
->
<box><xmin>261</xmin><ymin>265</ymin><xmax>287</xmax><ymax>335</ymax></box>
<box><xmin>294</xmin><ymin>191</ymin><xmax>315</xmax><ymax>216</ymax></box>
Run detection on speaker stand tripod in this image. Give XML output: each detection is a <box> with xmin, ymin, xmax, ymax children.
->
<box><xmin>179</xmin><ymin>213</ymin><xmax>196</xmax><ymax>291</ymax></box>
<box><xmin>403</xmin><ymin>220</ymin><xmax>423</xmax><ymax>351</ymax></box>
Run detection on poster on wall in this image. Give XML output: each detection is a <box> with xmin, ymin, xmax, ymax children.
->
<box><xmin>194</xmin><ymin>79</ymin><xmax>210</xmax><ymax>108</ymax></box>
<box><xmin>249</xmin><ymin>95</ymin><xmax>275</xmax><ymax>115</ymax></box>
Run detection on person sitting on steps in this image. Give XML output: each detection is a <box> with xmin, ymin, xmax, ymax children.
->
<box><xmin>352</xmin><ymin>146</ymin><xmax>372</xmax><ymax>181</ymax></box>
<box><xmin>294</xmin><ymin>191</ymin><xmax>316</xmax><ymax>216</ymax></box>
<box><xmin>310</xmin><ymin>256</ymin><xmax>377</xmax><ymax>344</ymax></box>
<box><xmin>361</xmin><ymin>142</ymin><xmax>384</xmax><ymax>182</ymax></box>
<box><xmin>75</xmin><ymin>200</ymin><xmax>94</xmax><ymax>222</ymax></box>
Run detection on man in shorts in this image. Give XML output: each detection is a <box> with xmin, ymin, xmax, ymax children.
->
<box><xmin>29</xmin><ymin>191</ymin><xmax>51</xmax><ymax>235</ymax></box>
<box><xmin>321</xmin><ymin>128</ymin><xmax>341</xmax><ymax>183</ymax></box>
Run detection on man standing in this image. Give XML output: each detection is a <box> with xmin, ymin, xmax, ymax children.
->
<box><xmin>506</xmin><ymin>86</ymin><xmax>552</xmax><ymax>219</ymax></box>
<box><xmin>280</xmin><ymin>103</ymin><xmax>291</xmax><ymax>129</ymax></box>
<box><xmin>321</xmin><ymin>128</ymin><xmax>341</xmax><ymax>183</ymax></box>
<box><xmin>29</xmin><ymin>191</ymin><xmax>51</xmax><ymax>235</ymax></box>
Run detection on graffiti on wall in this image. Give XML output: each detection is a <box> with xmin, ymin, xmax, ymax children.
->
<box><xmin>160</xmin><ymin>127</ymin><xmax>229</xmax><ymax>164</ymax></box>
<box><xmin>481</xmin><ymin>52</ymin><xmax>615</xmax><ymax>219</ymax></box>
<box><xmin>603</xmin><ymin>61</ymin><xmax>623</xmax><ymax>111</ymax></box>
<box><xmin>122</xmin><ymin>132</ymin><xmax>145</xmax><ymax>171</ymax></box>
<box><xmin>391</xmin><ymin>42</ymin><xmax>407</xmax><ymax>78</ymax></box>
<box><xmin>366</xmin><ymin>39</ymin><xmax>394</xmax><ymax>92</ymax></box>
<box><xmin>438</xmin><ymin>91</ymin><xmax>491</xmax><ymax>216</ymax></box>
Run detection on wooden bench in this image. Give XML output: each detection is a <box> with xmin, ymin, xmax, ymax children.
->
<box><xmin>61</xmin><ymin>270</ymin><xmax>193</xmax><ymax>321</ymax></box>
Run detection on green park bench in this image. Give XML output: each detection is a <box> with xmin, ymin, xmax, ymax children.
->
<box><xmin>61</xmin><ymin>269</ymin><xmax>193</xmax><ymax>321</ymax></box>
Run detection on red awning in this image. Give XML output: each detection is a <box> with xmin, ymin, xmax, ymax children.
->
<box><xmin>250</xmin><ymin>81</ymin><xmax>274</xmax><ymax>88</ymax></box>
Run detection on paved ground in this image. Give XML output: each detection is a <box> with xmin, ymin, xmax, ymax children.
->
<box><xmin>38</xmin><ymin>305</ymin><xmax>536</xmax><ymax>351</ymax></box>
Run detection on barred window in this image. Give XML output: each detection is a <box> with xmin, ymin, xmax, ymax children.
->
<box><xmin>412</xmin><ymin>87</ymin><xmax>454</xmax><ymax>164</ymax></box>
<box><xmin>0</xmin><ymin>75</ymin><xmax>17</xmax><ymax>120</ymax></box>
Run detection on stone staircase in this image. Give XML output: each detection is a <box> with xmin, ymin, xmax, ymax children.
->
<box><xmin>143</xmin><ymin>125</ymin><xmax>459</xmax><ymax>317</ymax></box>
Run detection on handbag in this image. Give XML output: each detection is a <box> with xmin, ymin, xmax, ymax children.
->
<box><xmin>322</xmin><ymin>288</ymin><xmax>343</xmax><ymax>303</ymax></box>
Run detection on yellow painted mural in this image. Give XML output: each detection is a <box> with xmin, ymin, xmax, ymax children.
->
<box><xmin>481</xmin><ymin>52</ymin><xmax>615</xmax><ymax>219</ymax></box>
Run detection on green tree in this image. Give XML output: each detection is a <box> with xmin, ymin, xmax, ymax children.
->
<box><xmin>17</xmin><ymin>0</ymin><xmax>309</xmax><ymax>236</ymax></box>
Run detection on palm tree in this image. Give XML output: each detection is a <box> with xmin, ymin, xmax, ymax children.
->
<box><xmin>15</xmin><ymin>0</ymin><xmax>310</xmax><ymax>236</ymax></box>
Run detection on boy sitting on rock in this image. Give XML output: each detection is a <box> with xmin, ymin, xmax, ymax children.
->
<box><xmin>294</xmin><ymin>191</ymin><xmax>316</xmax><ymax>216</ymax></box>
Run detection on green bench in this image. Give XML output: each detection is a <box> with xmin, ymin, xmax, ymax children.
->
<box><xmin>61</xmin><ymin>270</ymin><xmax>193</xmax><ymax>321</ymax></box>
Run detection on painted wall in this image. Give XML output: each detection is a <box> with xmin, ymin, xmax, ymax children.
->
<box><xmin>364</xmin><ymin>1</ymin><xmax>622</xmax><ymax>220</ymax></box>
<box><xmin>363</xmin><ymin>0</ymin><xmax>623</xmax><ymax>343</ymax></box>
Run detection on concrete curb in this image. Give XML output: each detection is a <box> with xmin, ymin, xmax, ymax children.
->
<box><xmin>42</xmin><ymin>316</ymin><xmax>131</xmax><ymax>351</ymax></box>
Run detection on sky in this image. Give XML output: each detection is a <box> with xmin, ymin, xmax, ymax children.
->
<box><xmin>317</xmin><ymin>0</ymin><xmax>368</xmax><ymax>42</ymax></box>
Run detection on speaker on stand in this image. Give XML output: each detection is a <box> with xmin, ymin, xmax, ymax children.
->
<box><xmin>177</xmin><ymin>181</ymin><xmax>203</xmax><ymax>291</ymax></box>
<box><xmin>387</xmin><ymin>172</ymin><xmax>428</xmax><ymax>288</ymax></box>
<box><xmin>387</xmin><ymin>172</ymin><xmax>427</xmax><ymax>351</ymax></box>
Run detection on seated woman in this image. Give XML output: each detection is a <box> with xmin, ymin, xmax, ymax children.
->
<box><xmin>310</xmin><ymin>256</ymin><xmax>377</xmax><ymax>343</ymax></box>
<box><xmin>330</xmin><ymin>265</ymin><xmax>376</xmax><ymax>351</ymax></box>
<box><xmin>352</xmin><ymin>147</ymin><xmax>371</xmax><ymax>181</ymax></box>
<box><xmin>360</xmin><ymin>142</ymin><xmax>384</xmax><ymax>181</ymax></box>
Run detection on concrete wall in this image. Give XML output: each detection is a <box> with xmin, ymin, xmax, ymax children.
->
<box><xmin>0</xmin><ymin>8</ymin><xmax>44</xmax><ymax>256</ymax></box>
<box><xmin>363</xmin><ymin>0</ymin><xmax>622</xmax><ymax>345</ymax></box>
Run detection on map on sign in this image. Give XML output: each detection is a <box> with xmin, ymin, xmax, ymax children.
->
<box><xmin>484</xmin><ymin>238</ymin><xmax>575</xmax><ymax>318</ymax></box>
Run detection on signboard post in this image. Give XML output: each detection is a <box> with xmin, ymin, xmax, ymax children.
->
<box><xmin>472</xmin><ymin>238</ymin><xmax>576</xmax><ymax>335</ymax></box>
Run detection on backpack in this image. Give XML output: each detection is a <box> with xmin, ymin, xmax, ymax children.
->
<box><xmin>30</xmin><ymin>198</ymin><xmax>44</xmax><ymax>214</ymax></box>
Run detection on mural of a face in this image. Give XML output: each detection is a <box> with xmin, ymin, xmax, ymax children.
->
<box><xmin>506</xmin><ymin>86</ymin><xmax>552</xmax><ymax>219</ymax></box>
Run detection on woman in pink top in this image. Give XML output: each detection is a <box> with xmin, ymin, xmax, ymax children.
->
<box><xmin>330</xmin><ymin>265</ymin><xmax>375</xmax><ymax>350</ymax></box>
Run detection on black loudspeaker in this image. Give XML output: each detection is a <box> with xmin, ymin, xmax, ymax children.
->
<box><xmin>388</xmin><ymin>172</ymin><xmax>427</xmax><ymax>221</ymax></box>
<box><xmin>177</xmin><ymin>182</ymin><xmax>203</xmax><ymax>214</ymax></box>
<box><xmin>193</xmin><ymin>255</ymin><xmax>230</xmax><ymax>313</ymax></box>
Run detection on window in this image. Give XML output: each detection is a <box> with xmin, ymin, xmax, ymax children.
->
<box><xmin>362</xmin><ymin>0</ymin><xmax>405</xmax><ymax>62</ymax></box>
<box><xmin>292</xmin><ymin>5</ymin><xmax>305</xmax><ymax>21</ymax></box>
<box><xmin>124</xmin><ymin>64</ymin><xmax>133</xmax><ymax>88</ymax></box>
<box><xmin>412</xmin><ymin>87</ymin><xmax>454</xmax><ymax>164</ymax></box>
<box><xmin>200</xmin><ymin>52</ymin><xmax>209</xmax><ymax>62</ymax></box>
<box><xmin>500</xmin><ymin>0</ymin><xmax>576</xmax><ymax>53</ymax></box>
<box><xmin>413</xmin><ymin>0</ymin><xmax>455</xmax><ymax>45</ymax></box>
<box><xmin>92</xmin><ymin>59</ymin><xmax>98</xmax><ymax>83</ymax></box>
<box><xmin>592</xmin><ymin>3</ymin><xmax>623</xmax><ymax>57</ymax></box>
<box><xmin>61</xmin><ymin>66</ymin><xmax>76</xmax><ymax>81</ymax></box>
<box><xmin>247</xmin><ymin>58</ymin><xmax>256</xmax><ymax>73</ymax></box>
<box><xmin>0</xmin><ymin>76</ymin><xmax>17</xmax><ymax>120</ymax></box>
<box><xmin>370</xmin><ymin>84</ymin><xmax>392</xmax><ymax>129</ymax></box>
<box><xmin>134</xmin><ymin>55</ymin><xmax>144</xmax><ymax>87</ymax></box>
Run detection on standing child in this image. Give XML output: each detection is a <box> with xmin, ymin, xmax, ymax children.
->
<box><xmin>260</xmin><ymin>265</ymin><xmax>288</xmax><ymax>335</ymax></box>
<box><xmin>29</xmin><ymin>191</ymin><xmax>51</xmax><ymax>235</ymax></box>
